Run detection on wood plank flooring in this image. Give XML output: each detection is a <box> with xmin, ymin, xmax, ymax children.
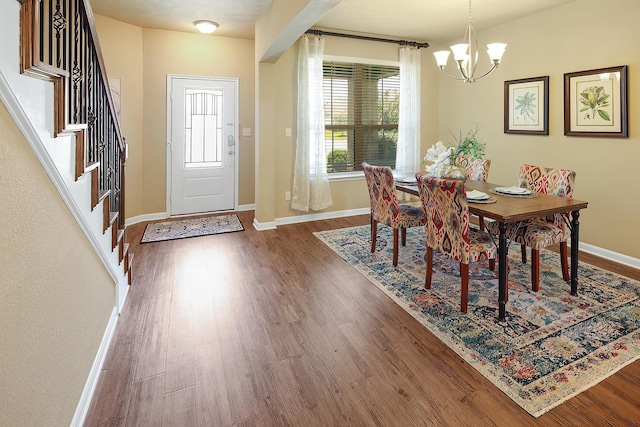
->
<box><xmin>84</xmin><ymin>211</ymin><xmax>640</xmax><ymax>426</ymax></box>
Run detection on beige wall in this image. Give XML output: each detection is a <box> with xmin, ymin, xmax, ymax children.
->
<box><xmin>255</xmin><ymin>61</ymin><xmax>279</xmax><ymax>223</ymax></box>
<box><xmin>253</xmin><ymin>0</ymin><xmax>343</xmax><ymax>225</ymax></box>
<box><xmin>94</xmin><ymin>20</ymin><xmax>256</xmax><ymax>216</ymax></box>
<box><xmin>94</xmin><ymin>15</ymin><xmax>145</xmax><ymax>219</ymax></box>
<box><xmin>0</xmin><ymin>100</ymin><xmax>115</xmax><ymax>426</ymax></box>
<box><xmin>434</xmin><ymin>0</ymin><xmax>639</xmax><ymax>258</ymax></box>
<box><xmin>142</xmin><ymin>29</ymin><xmax>256</xmax><ymax>214</ymax></box>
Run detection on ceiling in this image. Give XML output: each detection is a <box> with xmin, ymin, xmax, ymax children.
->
<box><xmin>88</xmin><ymin>0</ymin><xmax>579</xmax><ymax>43</ymax></box>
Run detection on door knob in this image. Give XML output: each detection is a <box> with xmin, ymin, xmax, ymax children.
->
<box><xmin>228</xmin><ymin>150</ymin><xmax>234</xmax><ymax>155</ymax></box>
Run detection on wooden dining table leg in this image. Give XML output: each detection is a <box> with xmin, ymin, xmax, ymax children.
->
<box><xmin>570</xmin><ymin>210</ymin><xmax>580</xmax><ymax>295</ymax></box>
<box><xmin>498</xmin><ymin>222</ymin><xmax>508</xmax><ymax>321</ymax></box>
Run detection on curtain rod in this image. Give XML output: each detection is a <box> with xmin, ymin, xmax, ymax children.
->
<box><xmin>305</xmin><ymin>29</ymin><xmax>429</xmax><ymax>49</ymax></box>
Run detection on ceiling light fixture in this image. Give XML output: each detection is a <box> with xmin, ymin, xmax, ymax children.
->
<box><xmin>433</xmin><ymin>0</ymin><xmax>506</xmax><ymax>83</ymax></box>
<box><xmin>194</xmin><ymin>20</ymin><xmax>218</xmax><ymax>34</ymax></box>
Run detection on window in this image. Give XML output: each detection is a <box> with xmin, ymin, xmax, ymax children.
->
<box><xmin>323</xmin><ymin>61</ymin><xmax>400</xmax><ymax>173</ymax></box>
<box><xmin>184</xmin><ymin>89</ymin><xmax>223</xmax><ymax>168</ymax></box>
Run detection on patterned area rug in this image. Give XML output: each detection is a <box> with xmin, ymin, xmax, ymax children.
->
<box><xmin>140</xmin><ymin>214</ymin><xmax>244</xmax><ymax>243</ymax></box>
<box><xmin>314</xmin><ymin>225</ymin><xmax>640</xmax><ymax>417</ymax></box>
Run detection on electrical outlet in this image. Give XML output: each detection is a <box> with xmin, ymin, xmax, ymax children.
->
<box><xmin>285</xmin><ymin>191</ymin><xmax>291</xmax><ymax>201</ymax></box>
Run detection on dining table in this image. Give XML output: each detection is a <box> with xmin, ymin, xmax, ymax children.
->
<box><xmin>395</xmin><ymin>179</ymin><xmax>589</xmax><ymax>322</ymax></box>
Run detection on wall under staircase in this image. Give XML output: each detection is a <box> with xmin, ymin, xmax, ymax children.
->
<box><xmin>3</xmin><ymin>0</ymin><xmax>132</xmax><ymax>308</ymax></box>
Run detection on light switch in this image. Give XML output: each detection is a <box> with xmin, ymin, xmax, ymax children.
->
<box><xmin>242</xmin><ymin>128</ymin><xmax>251</xmax><ymax>137</ymax></box>
<box><xmin>285</xmin><ymin>128</ymin><xmax>292</xmax><ymax>137</ymax></box>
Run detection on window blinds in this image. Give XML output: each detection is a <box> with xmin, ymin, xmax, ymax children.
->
<box><xmin>323</xmin><ymin>61</ymin><xmax>400</xmax><ymax>172</ymax></box>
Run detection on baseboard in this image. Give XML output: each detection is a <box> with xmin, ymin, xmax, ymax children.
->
<box><xmin>579</xmin><ymin>242</ymin><xmax>640</xmax><ymax>270</ymax></box>
<box><xmin>275</xmin><ymin>207</ymin><xmax>370</xmax><ymax>226</ymax></box>
<box><xmin>252</xmin><ymin>207</ymin><xmax>370</xmax><ymax>230</ymax></box>
<box><xmin>125</xmin><ymin>204</ymin><xmax>255</xmax><ymax>227</ymax></box>
<box><xmin>70</xmin><ymin>306</ymin><xmax>119</xmax><ymax>427</ymax></box>
<box><xmin>117</xmin><ymin>278</ymin><xmax>130</xmax><ymax>313</ymax></box>
<box><xmin>124</xmin><ymin>212</ymin><xmax>167</xmax><ymax>227</ymax></box>
<box><xmin>253</xmin><ymin>217</ymin><xmax>277</xmax><ymax>231</ymax></box>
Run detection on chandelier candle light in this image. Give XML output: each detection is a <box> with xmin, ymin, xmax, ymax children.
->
<box><xmin>433</xmin><ymin>0</ymin><xmax>506</xmax><ymax>83</ymax></box>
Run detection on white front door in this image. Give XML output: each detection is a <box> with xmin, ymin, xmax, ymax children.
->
<box><xmin>168</xmin><ymin>75</ymin><xmax>237</xmax><ymax>216</ymax></box>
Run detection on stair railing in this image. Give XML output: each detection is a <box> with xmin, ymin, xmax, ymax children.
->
<box><xmin>18</xmin><ymin>0</ymin><xmax>130</xmax><ymax>274</ymax></box>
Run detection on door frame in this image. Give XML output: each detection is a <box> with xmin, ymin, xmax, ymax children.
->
<box><xmin>166</xmin><ymin>74</ymin><xmax>239</xmax><ymax>217</ymax></box>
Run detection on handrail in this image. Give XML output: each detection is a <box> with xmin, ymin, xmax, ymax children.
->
<box><xmin>18</xmin><ymin>0</ymin><xmax>127</xmax><ymax>243</ymax></box>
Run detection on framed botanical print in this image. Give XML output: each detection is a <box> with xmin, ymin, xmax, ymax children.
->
<box><xmin>564</xmin><ymin>65</ymin><xmax>628</xmax><ymax>137</ymax></box>
<box><xmin>504</xmin><ymin>76</ymin><xmax>549</xmax><ymax>135</ymax></box>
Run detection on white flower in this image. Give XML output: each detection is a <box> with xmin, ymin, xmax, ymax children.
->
<box><xmin>423</xmin><ymin>141</ymin><xmax>455</xmax><ymax>177</ymax></box>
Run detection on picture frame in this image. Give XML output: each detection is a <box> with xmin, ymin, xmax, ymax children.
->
<box><xmin>504</xmin><ymin>76</ymin><xmax>549</xmax><ymax>135</ymax></box>
<box><xmin>564</xmin><ymin>65</ymin><xmax>628</xmax><ymax>137</ymax></box>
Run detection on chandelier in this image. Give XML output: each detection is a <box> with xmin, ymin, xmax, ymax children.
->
<box><xmin>433</xmin><ymin>0</ymin><xmax>506</xmax><ymax>83</ymax></box>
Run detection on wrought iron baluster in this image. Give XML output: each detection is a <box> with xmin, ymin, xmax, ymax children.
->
<box><xmin>52</xmin><ymin>0</ymin><xmax>65</xmax><ymax>68</ymax></box>
<box><xmin>87</xmin><ymin>49</ymin><xmax>95</xmax><ymax>165</ymax></box>
<box><xmin>40</xmin><ymin>0</ymin><xmax>46</xmax><ymax>64</ymax></box>
<box><xmin>45</xmin><ymin>0</ymin><xmax>51</xmax><ymax>65</ymax></box>
<box><xmin>100</xmin><ymin>90</ymin><xmax>107</xmax><ymax>192</ymax></box>
<box><xmin>61</xmin><ymin>0</ymin><xmax>68</xmax><ymax>70</ymax></box>
<box><xmin>71</xmin><ymin>0</ymin><xmax>81</xmax><ymax>122</ymax></box>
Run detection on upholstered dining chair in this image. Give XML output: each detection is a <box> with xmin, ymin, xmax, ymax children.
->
<box><xmin>416</xmin><ymin>173</ymin><xmax>497</xmax><ymax>313</ymax></box>
<box><xmin>456</xmin><ymin>155</ymin><xmax>491</xmax><ymax>230</ymax></box>
<box><xmin>456</xmin><ymin>155</ymin><xmax>491</xmax><ymax>182</ymax></box>
<box><xmin>487</xmin><ymin>164</ymin><xmax>576</xmax><ymax>292</ymax></box>
<box><xmin>362</xmin><ymin>162</ymin><xmax>425</xmax><ymax>267</ymax></box>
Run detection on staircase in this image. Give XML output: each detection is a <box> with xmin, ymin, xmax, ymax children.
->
<box><xmin>16</xmin><ymin>0</ymin><xmax>133</xmax><ymax>286</ymax></box>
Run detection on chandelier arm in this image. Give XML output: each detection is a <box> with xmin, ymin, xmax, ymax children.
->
<box><xmin>437</xmin><ymin>67</ymin><xmax>470</xmax><ymax>81</ymax></box>
<box><xmin>456</xmin><ymin>60</ymin><xmax>470</xmax><ymax>81</ymax></box>
<box><xmin>469</xmin><ymin>62</ymin><xmax>500</xmax><ymax>81</ymax></box>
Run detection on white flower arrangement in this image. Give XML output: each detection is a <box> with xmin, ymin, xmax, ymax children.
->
<box><xmin>423</xmin><ymin>140</ymin><xmax>455</xmax><ymax>178</ymax></box>
<box><xmin>423</xmin><ymin>127</ymin><xmax>486</xmax><ymax>178</ymax></box>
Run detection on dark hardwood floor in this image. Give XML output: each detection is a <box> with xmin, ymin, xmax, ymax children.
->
<box><xmin>84</xmin><ymin>211</ymin><xmax>640</xmax><ymax>426</ymax></box>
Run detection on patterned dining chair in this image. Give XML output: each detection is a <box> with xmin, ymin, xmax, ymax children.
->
<box><xmin>416</xmin><ymin>173</ymin><xmax>497</xmax><ymax>313</ymax></box>
<box><xmin>456</xmin><ymin>155</ymin><xmax>491</xmax><ymax>182</ymax></box>
<box><xmin>362</xmin><ymin>162</ymin><xmax>425</xmax><ymax>267</ymax></box>
<box><xmin>487</xmin><ymin>164</ymin><xmax>576</xmax><ymax>292</ymax></box>
<box><xmin>456</xmin><ymin>155</ymin><xmax>491</xmax><ymax>230</ymax></box>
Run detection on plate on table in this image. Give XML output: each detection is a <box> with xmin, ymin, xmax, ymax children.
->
<box><xmin>466</xmin><ymin>190</ymin><xmax>489</xmax><ymax>201</ymax></box>
<box><xmin>394</xmin><ymin>173</ymin><xmax>417</xmax><ymax>185</ymax></box>
<box><xmin>494</xmin><ymin>186</ymin><xmax>532</xmax><ymax>195</ymax></box>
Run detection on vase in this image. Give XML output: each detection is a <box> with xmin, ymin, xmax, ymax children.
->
<box><xmin>441</xmin><ymin>164</ymin><xmax>467</xmax><ymax>181</ymax></box>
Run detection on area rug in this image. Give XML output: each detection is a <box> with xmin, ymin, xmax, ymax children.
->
<box><xmin>314</xmin><ymin>225</ymin><xmax>640</xmax><ymax>417</ymax></box>
<box><xmin>140</xmin><ymin>214</ymin><xmax>243</xmax><ymax>243</ymax></box>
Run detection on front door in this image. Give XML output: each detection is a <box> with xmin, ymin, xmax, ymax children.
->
<box><xmin>168</xmin><ymin>75</ymin><xmax>237</xmax><ymax>216</ymax></box>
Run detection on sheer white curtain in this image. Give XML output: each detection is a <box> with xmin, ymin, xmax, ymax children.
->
<box><xmin>291</xmin><ymin>35</ymin><xmax>333</xmax><ymax>212</ymax></box>
<box><xmin>395</xmin><ymin>46</ymin><xmax>421</xmax><ymax>175</ymax></box>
